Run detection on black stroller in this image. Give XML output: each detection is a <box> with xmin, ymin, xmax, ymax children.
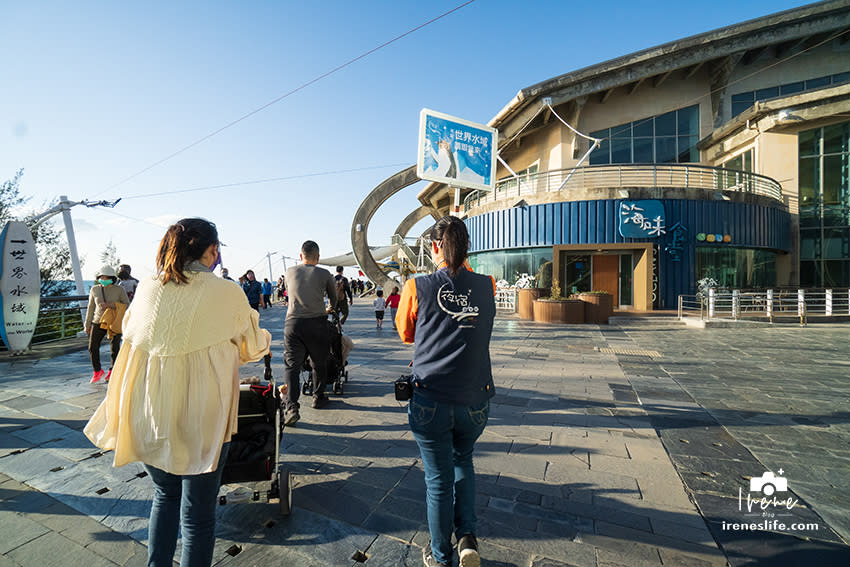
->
<box><xmin>220</xmin><ymin>355</ymin><xmax>292</xmax><ymax>515</ymax></box>
<box><xmin>301</xmin><ymin>312</ymin><xmax>349</xmax><ymax>397</ymax></box>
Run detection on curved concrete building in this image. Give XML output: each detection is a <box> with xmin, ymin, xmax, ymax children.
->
<box><xmin>356</xmin><ymin>1</ymin><xmax>850</xmax><ymax>309</ymax></box>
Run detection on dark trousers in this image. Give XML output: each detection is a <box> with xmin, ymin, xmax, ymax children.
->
<box><xmin>89</xmin><ymin>325</ymin><xmax>121</xmax><ymax>372</ymax></box>
<box><xmin>262</xmin><ymin>294</ymin><xmax>271</xmax><ymax>308</ymax></box>
<box><xmin>283</xmin><ymin>316</ymin><xmax>330</xmax><ymax>410</ymax></box>
<box><xmin>335</xmin><ymin>298</ymin><xmax>349</xmax><ymax>324</ymax></box>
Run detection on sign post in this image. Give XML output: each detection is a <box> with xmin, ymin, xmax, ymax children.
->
<box><xmin>0</xmin><ymin>221</ymin><xmax>41</xmax><ymax>353</ymax></box>
<box><xmin>416</xmin><ymin>109</ymin><xmax>498</xmax><ymax>215</ymax></box>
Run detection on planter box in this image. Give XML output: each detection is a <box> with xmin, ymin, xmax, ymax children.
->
<box><xmin>517</xmin><ymin>288</ymin><xmax>548</xmax><ymax>320</ymax></box>
<box><xmin>533</xmin><ymin>299</ymin><xmax>584</xmax><ymax>324</ymax></box>
<box><xmin>577</xmin><ymin>293</ymin><xmax>614</xmax><ymax>324</ymax></box>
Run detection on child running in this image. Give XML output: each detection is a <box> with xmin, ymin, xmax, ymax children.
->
<box><xmin>373</xmin><ymin>289</ymin><xmax>386</xmax><ymax>329</ymax></box>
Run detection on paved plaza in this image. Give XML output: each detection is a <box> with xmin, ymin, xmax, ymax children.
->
<box><xmin>1</xmin><ymin>301</ymin><xmax>849</xmax><ymax>566</ymax></box>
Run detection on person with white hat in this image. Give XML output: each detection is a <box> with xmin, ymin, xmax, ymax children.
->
<box><xmin>85</xmin><ymin>265</ymin><xmax>130</xmax><ymax>383</ymax></box>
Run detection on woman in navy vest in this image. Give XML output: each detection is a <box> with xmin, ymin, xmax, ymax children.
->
<box><xmin>396</xmin><ymin>216</ymin><xmax>495</xmax><ymax>567</ymax></box>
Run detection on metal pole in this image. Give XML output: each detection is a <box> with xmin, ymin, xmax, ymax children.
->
<box><xmin>267</xmin><ymin>252</ymin><xmax>275</xmax><ymax>283</ymax></box>
<box><xmin>59</xmin><ymin>195</ymin><xmax>87</xmax><ymax>325</ymax></box>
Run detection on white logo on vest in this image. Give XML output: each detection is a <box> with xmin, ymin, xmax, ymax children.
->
<box><xmin>437</xmin><ymin>284</ymin><xmax>480</xmax><ymax>323</ymax></box>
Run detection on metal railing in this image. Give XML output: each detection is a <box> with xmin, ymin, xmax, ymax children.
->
<box><xmin>391</xmin><ymin>234</ymin><xmax>436</xmax><ymax>273</ymax></box>
<box><xmin>0</xmin><ymin>295</ymin><xmax>88</xmax><ymax>351</ymax></box>
<box><xmin>464</xmin><ymin>164</ymin><xmax>783</xmax><ymax>211</ymax></box>
<box><xmin>678</xmin><ymin>288</ymin><xmax>850</xmax><ymax>326</ymax></box>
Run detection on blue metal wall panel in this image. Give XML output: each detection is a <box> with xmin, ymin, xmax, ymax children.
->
<box><xmin>465</xmin><ymin>199</ymin><xmax>791</xmax><ymax>309</ymax></box>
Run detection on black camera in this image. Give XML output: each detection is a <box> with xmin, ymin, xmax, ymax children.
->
<box><xmin>395</xmin><ymin>375</ymin><xmax>412</xmax><ymax>401</ymax></box>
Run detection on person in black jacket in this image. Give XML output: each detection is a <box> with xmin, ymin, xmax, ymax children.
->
<box><xmin>396</xmin><ymin>216</ymin><xmax>495</xmax><ymax>567</ymax></box>
<box><xmin>241</xmin><ymin>270</ymin><xmax>263</xmax><ymax>310</ymax></box>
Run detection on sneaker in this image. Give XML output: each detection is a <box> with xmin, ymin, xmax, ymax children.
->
<box><xmin>90</xmin><ymin>370</ymin><xmax>106</xmax><ymax>383</ymax></box>
<box><xmin>105</xmin><ymin>369</ymin><xmax>112</xmax><ymax>382</ymax></box>
<box><xmin>283</xmin><ymin>408</ymin><xmax>300</xmax><ymax>426</ymax></box>
<box><xmin>458</xmin><ymin>534</ymin><xmax>480</xmax><ymax>567</ymax></box>
<box><xmin>311</xmin><ymin>396</ymin><xmax>328</xmax><ymax>409</ymax></box>
<box><xmin>422</xmin><ymin>546</ymin><xmax>448</xmax><ymax>567</ymax></box>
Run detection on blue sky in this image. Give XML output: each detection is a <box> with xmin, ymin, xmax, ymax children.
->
<box><xmin>2</xmin><ymin>0</ymin><xmax>812</xmax><ymax>281</ymax></box>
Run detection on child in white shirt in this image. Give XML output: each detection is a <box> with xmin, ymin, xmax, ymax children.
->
<box><xmin>373</xmin><ymin>290</ymin><xmax>386</xmax><ymax>329</ymax></box>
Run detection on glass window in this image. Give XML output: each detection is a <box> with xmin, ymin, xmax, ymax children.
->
<box><xmin>633</xmin><ymin>138</ymin><xmax>653</xmax><ymax>162</ymax></box>
<box><xmin>798</xmin><ymin>157</ymin><xmax>818</xmax><ymax>207</ymax></box>
<box><xmin>468</xmin><ymin>248</ymin><xmax>552</xmax><ymax>286</ymax></box>
<box><xmin>779</xmin><ymin>82</ymin><xmax>804</xmax><ymax>95</ymax></box>
<box><xmin>823</xmin><ymin>155</ymin><xmax>848</xmax><ymax>205</ymax></box>
<box><xmin>805</xmin><ymin>76</ymin><xmax>831</xmax><ymax>90</ymax></box>
<box><xmin>632</xmin><ymin>118</ymin><xmax>653</xmax><ymax>138</ymax></box>
<box><xmin>611</xmin><ymin>138</ymin><xmax>631</xmax><ymax>163</ymax></box>
<box><xmin>695</xmin><ymin>248</ymin><xmax>777</xmax><ymax>289</ymax></box>
<box><xmin>799</xmin><ymin>129</ymin><xmax>819</xmax><ymax>157</ymax></box>
<box><xmin>833</xmin><ymin>71</ymin><xmax>850</xmax><ymax>85</ymax></box>
<box><xmin>619</xmin><ymin>254</ymin><xmax>633</xmax><ymax>306</ymax></box>
<box><xmin>823</xmin><ymin>123</ymin><xmax>849</xmax><ymax>155</ymax></box>
<box><xmin>590</xmin><ymin>138</ymin><xmax>610</xmax><ymax>165</ymax></box>
<box><xmin>800</xmin><ymin>229</ymin><xmax>821</xmax><ymax>259</ymax></box>
<box><xmin>655</xmin><ymin>137</ymin><xmax>677</xmax><ymax>163</ymax></box>
<box><xmin>824</xmin><ymin>228</ymin><xmax>850</xmax><ymax>259</ymax></box>
<box><xmin>655</xmin><ymin>111</ymin><xmax>676</xmax><ymax>136</ymax></box>
<box><xmin>677</xmin><ymin>105</ymin><xmax>700</xmax><ymax>135</ymax></box>
<box><xmin>799</xmin><ymin>260</ymin><xmax>820</xmax><ymax>287</ymax></box>
<box><xmin>677</xmin><ymin>136</ymin><xmax>699</xmax><ymax>163</ymax></box>
<box><xmin>563</xmin><ymin>254</ymin><xmax>591</xmax><ymax>294</ymax></box>
<box><xmin>824</xmin><ymin>260</ymin><xmax>850</xmax><ymax>287</ymax></box>
<box><xmin>756</xmin><ymin>86</ymin><xmax>780</xmax><ymax>100</ymax></box>
<box><xmin>611</xmin><ymin>123</ymin><xmax>632</xmax><ymax>139</ymax></box>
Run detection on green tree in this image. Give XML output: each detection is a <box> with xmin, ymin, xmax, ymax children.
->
<box><xmin>1</xmin><ymin>169</ymin><xmax>75</xmax><ymax>297</ymax></box>
<box><xmin>99</xmin><ymin>239</ymin><xmax>121</xmax><ymax>271</ymax></box>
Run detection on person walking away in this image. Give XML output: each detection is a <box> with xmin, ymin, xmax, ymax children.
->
<box><xmin>396</xmin><ymin>216</ymin><xmax>496</xmax><ymax>567</ymax></box>
<box><xmin>116</xmin><ymin>264</ymin><xmax>139</xmax><ymax>302</ymax></box>
<box><xmin>334</xmin><ymin>265</ymin><xmax>353</xmax><ymax>324</ymax></box>
<box><xmin>84</xmin><ymin>218</ymin><xmax>271</xmax><ymax>567</ymax></box>
<box><xmin>85</xmin><ymin>266</ymin><xmax>130</xmax><ymax>383</ymax></box>
<box><xmin>373</xmin><ymin>289</ymin><xmax>386</xmax><ymax>329</ymax></box>
<box><xmin>241</xmin><ymin>270</ymin><xmax>263</xmax><ymax>310</ymax></box>
<box><xmin>262</xmin><ymin>278</ymin><xmax>273</xmax><ymax>309</ymax></box>
<box><xmin>277</xmin><ymin>275</ymin><xmax>286</xmax><ymax>301</ymax></box>
<box><xmin>386</xmin><ymin>286</ymin><xmax>401</xmax><ymax>329</ymax></box>
<box><xmin>282</xmin><ymin>240</ymin><xmax>337</xmax><ymax>425</ymax></box>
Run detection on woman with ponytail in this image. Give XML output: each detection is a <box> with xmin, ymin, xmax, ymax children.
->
<box><xmin>85</xmin><ymin>218</ymin><xmax>271</xmax><ymax>567</ymax></box>
<box><xmin>396</xmin><ymin>216</ymin><xmax>496</xmax><ymax>567</ymax></box>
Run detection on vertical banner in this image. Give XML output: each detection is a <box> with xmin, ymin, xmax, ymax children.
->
<box><xmin>0</xmin><ymin>221</ymin><xmax>41</xmax><ymax>352</ymax></box>
<box><xmin>416</xmin><ymin>108</ymin><xmax>498</xmax><ymax>192</ymax></box>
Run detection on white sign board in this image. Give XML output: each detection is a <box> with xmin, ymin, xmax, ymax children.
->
<box><xmin>0</xmin><ymin>221</ymin><xmax>40</xmax><ymax>352</ymax></box>
<box><xmin>416</xmin><ymin>108</ymin><xmax>498</xmax><ymax>192</ymax></box>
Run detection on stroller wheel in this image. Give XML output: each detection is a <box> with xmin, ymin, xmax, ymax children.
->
<box><xmin>302</xmin><ymin>382</ymin><xmax>312</xmax><ymax>396</ymax></box>
<box><xmin>333</xmin><ymin>382</ymin><xmax>343</xmax><ymax>395</ymax></box>
<box><xmin>278</xmin><ymin>466</ymin><xmax>292</xmax><ymax>516</ymax></box>
<box><xmin>344</xmin><ymin>370</ymin><xmax>349</xmax><ymax>383</ymax></box>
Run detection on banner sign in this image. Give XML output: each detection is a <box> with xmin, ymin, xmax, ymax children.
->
<box><xmin>618</xmin><ymin>200</ymin><xmax>667</xmax><ymax>238</ymax></box>
<box><xmin>0</xmin><ymin>221</ymin><xmax>41</xmax><ymax>352</ymax></box>
<box><xmin>416</xmin><ymin>108</ymin><xmax>497</xmax><ymax>192</ymax></box>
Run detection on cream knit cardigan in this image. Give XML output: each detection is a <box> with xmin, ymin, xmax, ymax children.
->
<box><xmin>85</xmin><ymin>271</ymin><xmax>271</xmax><ymax>475</ymax></box>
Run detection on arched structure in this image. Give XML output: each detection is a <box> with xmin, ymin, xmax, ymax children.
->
<box><xmin>350</xmin><ymin>165</ymin><xmax>421</xmax><ymax>290</ymax></box>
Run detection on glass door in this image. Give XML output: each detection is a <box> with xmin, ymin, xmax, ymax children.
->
<box><xmin>619</xmin><ymin>254</ymin><xmax>634</xmax><ymax>307</ymax></box>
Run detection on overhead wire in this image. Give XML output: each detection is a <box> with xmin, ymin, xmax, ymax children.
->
<box><xmin>94</xmin><ymin>0</ymin><xmax>476</xmax><ymax>198</ymax></box>
<box><xmin>119</xmin><ymin>163</ymin><xmax>411</xmax><ymax>200</ymax></box>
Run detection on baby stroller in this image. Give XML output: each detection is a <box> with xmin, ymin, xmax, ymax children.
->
<box><xmin>301</xmin><ymin>312</ymin><xmax>351</xmax><ymax>397</ymax></box>
<box><xmin>220</xmin><ymin>355</ymin><xmax>292</xmax><ymax>515</ymax></box>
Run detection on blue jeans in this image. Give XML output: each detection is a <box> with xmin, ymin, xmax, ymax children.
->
<box><xmin>409</xmin><ymin>392</ymin><xmax>489</xmax><ymax>565</ymax></box>
<box><xmin>144</xmin><ymin>444</ymin><xmax>230</xmax><ymax>567</ymax></box>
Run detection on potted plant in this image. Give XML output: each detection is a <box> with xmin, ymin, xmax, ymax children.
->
<box><xmin>533</xmin><ymin>280</ymin><xmax>584</xmax><ymax>324</ymax></box>
<box><xmin>515</xmin><ymin>273</ymin><xmax>545</xmax><ymax>320</ymax></box>
<box><xmin>573</xmin><ymin>290</ymin><xmax>614</xmax><ymax>324</ymax></box>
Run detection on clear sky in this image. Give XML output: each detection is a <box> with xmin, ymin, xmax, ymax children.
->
<box><xmin>2</xmin><ymin>0</ymin><xmax>814</xmax><ymax>282</ymax></box>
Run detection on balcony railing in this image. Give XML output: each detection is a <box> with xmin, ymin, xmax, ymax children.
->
<box><xmin>464</xmin><ymin>164</ymin><xmax>783</xmax><ymax>211</ymax></box>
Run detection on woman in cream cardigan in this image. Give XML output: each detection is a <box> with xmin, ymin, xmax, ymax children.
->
<box><xmin>85</xmin><ymin>218</ymin><xmax>271</xmax><ymax>567</ymax></box>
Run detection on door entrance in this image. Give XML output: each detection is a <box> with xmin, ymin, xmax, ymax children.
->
<box><xmin>592</xmin><ymin>255</ymin><xmax>620</xmax><ymax>307</ymax></box>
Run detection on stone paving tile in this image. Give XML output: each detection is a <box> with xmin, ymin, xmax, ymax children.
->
<box><xmin>6</xmin><ymin>532</ymin><xmax>117</xmax><ymax>567</ymax></box>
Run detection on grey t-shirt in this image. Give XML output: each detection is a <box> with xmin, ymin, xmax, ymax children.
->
<box><xmin>285</xmin><ymin>264</ymin><xmax>337</xmax><ymax>319</ymax></box>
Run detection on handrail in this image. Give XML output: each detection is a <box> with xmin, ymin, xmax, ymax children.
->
<box><xmin>464</xmin><ymin>163</ymin><xmax>783</xmax><ymax>211</ymax></box>
<box><xmin>678</xmin><ymin>288</ymin><xmax>850</xmax><ymax>326</ymax></box>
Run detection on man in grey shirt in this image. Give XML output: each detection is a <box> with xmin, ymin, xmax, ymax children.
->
<box><xmin>283</xmin><ymin>240</ymin><xmax>338</xmax><ymax>425</ymax></box>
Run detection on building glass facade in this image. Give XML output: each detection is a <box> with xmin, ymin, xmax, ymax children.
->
<box><xmin>468</xmin><ymin>248</ymin><xmax>553</xmax><ymax>287</ymax></box>
<box><xmin>731</xmin><ymin>72</ymin><xmax>850</xmax><ymax>117</ymax></box>
<box><xmin>798</xmin><ymin>121</ymin><xmax>850</xmax><ymax>287</ymax></box>
<box><xmin>590</xmin><ymin>105</ymin><xmax>699</xmax><ymax>165</ymax></box>
<box><xmin>695</xmin><ymin>248</ymin><xmax>777</xmax><ymax>289</ymax></box>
